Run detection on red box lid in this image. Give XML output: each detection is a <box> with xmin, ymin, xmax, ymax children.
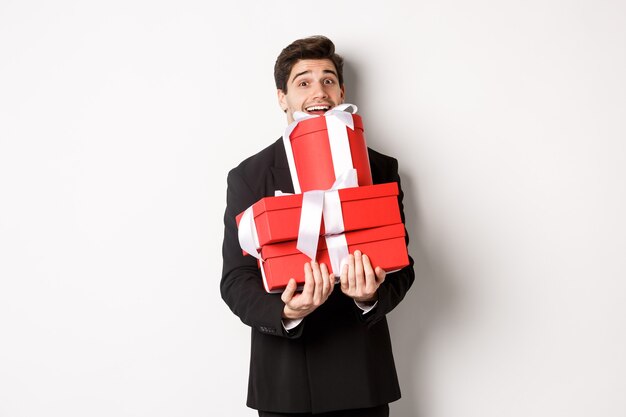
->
<box><xmin>235</xmin><ymin>182</ymin><xmax>401</xmax><ymax>247</ymax></box>
<box><xmin>252</xmin><ymin>182</ymin><xmax>397</xmax><ymax>214</ymax></box>
<box><xmin>290</xmin><ymin>114</ymin><xmax>364</xmax><ymax>139</ymax></box>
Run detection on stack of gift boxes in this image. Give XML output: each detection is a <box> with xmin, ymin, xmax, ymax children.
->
<box><xmin>236</xmin><ymin>104</ymin><xmax>409</xmax><ymax>293</ymax></box>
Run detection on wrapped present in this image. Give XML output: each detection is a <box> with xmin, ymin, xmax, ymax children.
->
<box><xmin>259</xmin><ymin>223</ymin><xmax>409</xmax><ymax>293</ymax></box>
<box><xmin>236</xmin><ymin>182</ymin><xmax>401</xmax><ymax>248</ymax></box>
<box><xmin>283</xmin><ymin>104</ymin><xmax>373</xmax><ymax>193</ymax></box>
<box><xmin>235</xmin><ymin>103</ymin><xmax>409</xmax><ymax>293</ymax></box>
<box><xmin>238</xmin><ymin>168</ymin><xmax>359</xmax><ymax>260</ymax></box>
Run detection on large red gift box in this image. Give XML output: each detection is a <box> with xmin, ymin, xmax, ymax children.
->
<box><xmin>286</xmin><ymin>113</ymin><xmax>373</xmax><ymax>192</ymax></box>
<box><xmin>259</xmin><ymin>223</ymin><xmax>409</xmax><ymax>293</ymax></box>
<box><xmin>236</xmin><ymin>182</ymin><xmax>401</xmax><ymax>248</ymax></box>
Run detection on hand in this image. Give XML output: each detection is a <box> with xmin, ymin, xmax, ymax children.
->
<box><xmin>281</xmin><ymin>261</ymin><xmax>335</xmax><ymax>320</ymax></box>
<box><xmin>340</xmin><ymin>250</ymin><xmax>386</xmax><ymax>303</ymax></box>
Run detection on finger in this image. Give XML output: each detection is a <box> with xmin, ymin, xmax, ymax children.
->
<box><xmin>375</xmin><ymin>266</ymin><xmax>387</xmax><ymax>285</ymax></box>
<box><xmin>301</xmin><ymin>262</ymin><xmax>314</xmax><ymax>303</ymax></box>
<box><xmin>311</xmin><ymin>261</ymin><xmax>323</xmax><ymax>305</ymax></box>
<box><xmin>362</xmin><ymin>254</ymin><xmax>377</xmax><ymax>293</ymax></box>
<box><xmin>340</xmin><ymin>263</ymin><xmax>349</xmax><ymax>291</ymax></box>
<box><xmin>347</xmin><ymin>254</ymin><xmax>356</xmax><ymax>292</ymax></box>
<box><xmin>319</xmin><ymin>262</ymin><xmax>330</xmax><ymax>299</ymax></box>
<box><xmin>322</xmin><ymin>263</ymin><xmax>335</xmax><ymax>296</ymax></box>
<box><xmin>354</xmin><ymin>250</ymin><xmax>365</xmax><ymax>294</ymax></box>
<box><xmin>281</xmin><ymin>278</ymin><xmax>297</xmax><ymax>304</ymax></box>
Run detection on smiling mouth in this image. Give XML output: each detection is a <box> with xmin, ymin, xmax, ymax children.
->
<box><xmin>305</xmin><ymin>104</ymin><xmax>331</xmax><ymax>115</ymax></box>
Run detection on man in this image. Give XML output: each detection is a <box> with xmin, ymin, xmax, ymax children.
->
<box><xmin>221</xmin><ymin>35</ymin><xmax>415</xmax><ymax>417</ymax></box>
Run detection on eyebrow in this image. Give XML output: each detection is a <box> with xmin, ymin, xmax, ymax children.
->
<box><xmin>291</xmin><ymin>69</ymin><xmax>338</xmax><ymax>83</ymax></box>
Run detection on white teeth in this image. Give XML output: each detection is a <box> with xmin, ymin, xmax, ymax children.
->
<box><xmin>306</xmin><ymin>105</ymin><xmax>330</xmax><ymax>111</ymax></box>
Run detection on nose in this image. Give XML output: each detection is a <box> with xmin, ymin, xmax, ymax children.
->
<box><xmin>311</xmin><ymin>81</ymin><xmax>328</xmax><ymax>99</ymax></box>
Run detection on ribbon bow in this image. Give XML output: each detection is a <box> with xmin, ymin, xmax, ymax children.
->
<box><xmin>296</xmin><ymin>168</ymin><xmax>357</xmax><ymax>262</ymax></box>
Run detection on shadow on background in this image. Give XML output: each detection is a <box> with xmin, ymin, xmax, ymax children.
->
<box><xmin>389</xmin><ymin>171</ymin><xmax>458</xmax><ymax>417</ymax></box>
<box><xmin>342</xmin><ymin>61</ymin><xmax>361</xmax><ymax>111</ymax></box>
<box><xmin>344</xmin><ymin>60</ymin><xmax>459</xmax><ymax>417</ymax></box>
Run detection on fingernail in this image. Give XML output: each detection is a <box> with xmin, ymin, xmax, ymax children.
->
<box><xmin>355</xmin><ymin>250</ymin><xmax>361</xmax><ymax>256</ymax></box>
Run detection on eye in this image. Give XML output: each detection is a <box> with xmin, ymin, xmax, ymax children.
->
<box><xmin>298</xmin><ymin>80</ymin><xmax>308</xmax><ymax>87</ymax></box>
<box><xmin>324</xmin><ymin>79</ymin><xmax>335</xmax><ymax>85</ymax></box>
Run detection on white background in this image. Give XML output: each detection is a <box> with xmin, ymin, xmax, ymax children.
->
<box><xmin>1</xmin><ymin>1</ymin><xmax>625</xmax><ymax>416</ymax></box>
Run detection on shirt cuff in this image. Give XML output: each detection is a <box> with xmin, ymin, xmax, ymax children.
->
<box><xmin>354</xmin><ymin>299</ymin><xmax>378</xmax><ymax>315</ymax></box>
<box><xmin>282</xmin><ymin>317</ymin><xmax>304</xmax><ymax>332</ymax></box>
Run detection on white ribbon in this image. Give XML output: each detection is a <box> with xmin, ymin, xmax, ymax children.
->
<box><xmin>322</xmin><ymin>189</ymin><xmax>343</xmax><ymax>235</ymax></box>
<box><xmin>238</xmin><ymin>206</ymin><xmax>262</xmax><ymax>260</ymax></box>
<box><xmin>296</xmin><ymin>169</ymin><xmax>357</xmax><ymax>260</ymax></box>
<box><xmin>282</xmin><ymin>104</ymin><xmax>358</xmax><ymax>194</ymax></box>
<box><xmin>324</xmin><ymin>234</ymin><xmax>350</xmax><ymax>278</ymax></box>
<box><xmin>296</xmin><ymin>190</ymin><xmax>325</xmax><ymax>262</ymax></box>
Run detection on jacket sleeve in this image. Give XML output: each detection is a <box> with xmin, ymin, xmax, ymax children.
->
<box><xmin>359</xmin><ymin>156</ymin><xmax>416</xmax><ymax>327</ymax></box>
<box><xmin>220</xmin><ymin>168</ymin><xmax>304</xmax><ymax>339</ymax></box>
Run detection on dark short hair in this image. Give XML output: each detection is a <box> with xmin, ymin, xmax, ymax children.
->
<box><xmin>274</xmin><ymin>35</ymin><xmax>344</xmax><ymax>93</ymax></box>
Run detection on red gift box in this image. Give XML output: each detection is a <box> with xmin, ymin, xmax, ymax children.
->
<box><xmin>236</xmin><ymin>182</ymin><xmax>401</xmax><ymax>248</ymax></box>
<box><xmin>285</xmin><ymin>110</ymin><xmax>373</xmax><ymax>193</ymax></box>
<box><xmin>258</xmin><ymin>223</ymin><xmax>409</xmax><ymax>293</ymax></box>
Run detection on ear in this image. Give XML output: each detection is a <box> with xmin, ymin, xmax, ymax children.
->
<box><xmin>340</xmin><ymin>85</ymin><xmax>346</xmax><ymax>103</ymax></box>
<box><xmin>277</xmin><ymin>89</ymin><xmax>287</xmax><ymax>112</ymax></box>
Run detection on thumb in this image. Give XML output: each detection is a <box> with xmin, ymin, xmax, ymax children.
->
<box><xmin>281</xmin><ymin>278</ymin><xmax>297</xmax><ymax>303</ymax></box>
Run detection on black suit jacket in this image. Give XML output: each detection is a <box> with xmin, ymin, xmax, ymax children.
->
<box><xmin>221</xmin><ymin>138</ymin><xmax>415</xmax><ymax>414</ymax></box>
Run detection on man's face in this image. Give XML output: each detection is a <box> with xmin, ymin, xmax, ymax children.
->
<box><xmin>277</xmin><ymin>59</ymin><xmax>345</xmax><ymax>123</ymax></box>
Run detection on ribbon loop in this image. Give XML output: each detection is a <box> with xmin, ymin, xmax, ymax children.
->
<box><xmin>295</xmin><ymin>168</ymin><xmax>358</xmax><ymax>261</ymax></box>
<box><xmin>238</xmin><ymin>206</ymin><xmax>262</xmax><ymax>260</ymax></box>
<box><xmin>329</xmin><ymin>103</ymin><xmax>358</xmax><ymax>114</ymax></box>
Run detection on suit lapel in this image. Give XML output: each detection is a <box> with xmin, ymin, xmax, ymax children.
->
<box><xmin>267</xmin><ymin>137</ymin><xmax>295</xmax><ymax>196</ymax></box>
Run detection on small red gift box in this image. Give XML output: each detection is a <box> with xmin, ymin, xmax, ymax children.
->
<box><xmin>285</xmin><ymin>109</ymin><xmax>373</xmax><ymax>193</ymax></box>
<box><xmin>259</xmin><ymin>223</ymin><xmax>409</xmax><ymax>293</ymax></box>
<box><xmin>236</xmin><ymin>182</ymin><xmax>401</xmax><ymax>248</ymax></box>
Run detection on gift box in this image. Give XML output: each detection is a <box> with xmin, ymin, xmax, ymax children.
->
<box><xmin>236</xmin><ymin>103</ymin><xmax>409</xmax><ymax>293</ymax></box>
<box><xmin>236</xmin><ymin>182</ymin><xmax>401</xmax><ymax>248</ymax></box>
<box><xmin>284</xmin><ymin>104</ymin><xmax>373</xmax><ymax>193</ymax></box>
<box><xmin>259</xmin><ymin>223</ymin><xmax>409</xmax><ymax>293</ymax></box>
